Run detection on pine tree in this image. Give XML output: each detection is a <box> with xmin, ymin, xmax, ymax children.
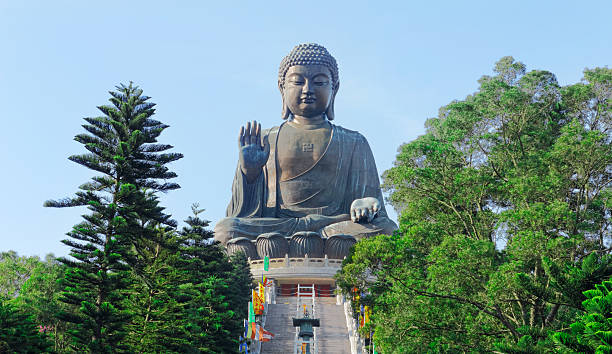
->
<box><xmin>553</xmin><ymin>276</ymin><xmax>612</xmax><ymax>353</ymax></box>
<box><xmin>169</xmin><ymin>204</ymin><xmax>242</xmax><ymax>353</ymax></box>
<box><xmin>228</xmin><ymin>251</ymin><xmax>253</xmax><ymax>323</ymax></box>
<box><xmin>0</xmin><ymin>299</ymin><xmax>52</xmax><ymax>352</ymax></box>
<box><xmin>124</xmin><ymin>214</ymin><xmax>187</xmax><ymax>352</ymax></box>
<box><xmin>45</xmin><ymin>83</ymin><xmax>182</xmax><ymax>352</ymax></box>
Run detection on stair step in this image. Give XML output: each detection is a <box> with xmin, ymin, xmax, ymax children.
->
<box><xmin>261</xmin><ymin>297</ymin><xmax>351</xmax><ymax>353</ymax></box>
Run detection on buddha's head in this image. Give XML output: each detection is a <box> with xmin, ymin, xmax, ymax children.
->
<box><xmin>278</xmin><ymin>43</ymin><xmax>339</xmax><ymax>121</ymax></box>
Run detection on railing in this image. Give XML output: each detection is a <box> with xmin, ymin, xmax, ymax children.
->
<box><xmin>293</xmin><ymin>284</ymin><xmax>318</xmax><ymax>354</ymax></box>
<box><xmin>267</xmin><ymin>280</ymin><xmax>276</xmax><ymax>304</ymax></box>
<box><xmin>341</xmin><ymin>295</ymin><xmax>364</xmax><ymax>354</ymax></box>
<box><xmin>275</xmin><ymin>287</ymin><xmax>336</xmax><ymax>298</ymax></box>
<box><xmin>249</xmin><ymin>254</ymin><xmax>344</xmax><ymax>269</ymax></box>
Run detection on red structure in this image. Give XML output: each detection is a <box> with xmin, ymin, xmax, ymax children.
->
<box><xmin>279</xmin><ymin>284</ymin><xmax>334</xmax><ymax>297</ymax></box>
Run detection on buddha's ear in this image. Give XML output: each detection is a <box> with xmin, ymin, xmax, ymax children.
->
<box><xmin>326</xmin><ymin>82</ymin><xmax>340</xmax><ymax>121</ymax></box>
<box><xmin>281</xmin><ymin>96</ymin><xmax>292</xmax><ymax>120</ymax></box>
<box><xmin>279</xmin><ymin>82</ymin><xmax>291</xmax><ymax>120</ymax></box>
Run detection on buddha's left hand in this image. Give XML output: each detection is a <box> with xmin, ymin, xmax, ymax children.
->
<box><xmin>350</xmin><ymin>197</ymin><xmax>381</xmax><ymax>223</ymax></box>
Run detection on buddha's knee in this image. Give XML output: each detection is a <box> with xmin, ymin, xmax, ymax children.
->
<box><xmin>213</xmin><ymin>217</ymin><xmax>240</xmax><ymax>245</ymax></box>
<box><xmin>321</xmin><ymin>215</ymin><xmax>398</xmax><ymax>240</ymax></box>
<box><xmin>373</xmin><ymin>216</ymin><xmax>398</xmax><ymax>236</ymax></box>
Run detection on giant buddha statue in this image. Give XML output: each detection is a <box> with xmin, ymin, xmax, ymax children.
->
<box><xmin>214</xmin><ymin>43</ymin><xmax>397</xmax><ymax>248</ymax></box>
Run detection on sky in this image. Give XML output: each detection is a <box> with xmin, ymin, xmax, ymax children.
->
<box><xmin>1</xmin><ymin>0</ymin><xmax>610</xmax><ymax>258</ymax></box>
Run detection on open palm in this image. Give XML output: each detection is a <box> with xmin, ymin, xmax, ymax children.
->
<box><xmin>238</xmin><ymin>120</ymin><xmax>270</xmax><ymax>178</ymax></box>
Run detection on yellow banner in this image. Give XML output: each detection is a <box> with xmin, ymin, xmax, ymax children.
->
<box><xmin>252</xmin><ymin>289</ymin><xmax>263</xmax><ymax>315</ymax></box>
<box><xmin>258</xmin><ymin>282</ymin><xmax>265</xmax><ymax>302</ymax></box>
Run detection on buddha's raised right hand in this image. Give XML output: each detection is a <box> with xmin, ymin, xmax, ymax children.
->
<box><xmin>238</xmin><ymin>120</ymin><xmax>270</xmax><ymax>183</ymax></box>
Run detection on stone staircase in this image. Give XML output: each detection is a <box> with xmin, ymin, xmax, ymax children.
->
<box><xmin>261</xmin><ymin>297</ymin><xmax>298</xmax><ymax>353</ymax></box>
<box><xmin>316</xmin><ymin>297</ymin><xmax>351</xmax><ymax>354</ymax></box>
<box><xmin>261</xmin><ymin>296</ymin><xmax>351</xmax><ymax>354</ymax></box>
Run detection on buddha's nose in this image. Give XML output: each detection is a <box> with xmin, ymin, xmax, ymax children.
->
<box><xmin>302</xmin><ymin>80</ymin><xmax>314</xmax><ymax>94</ymax></box>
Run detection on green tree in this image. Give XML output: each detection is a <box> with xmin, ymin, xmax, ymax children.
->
<box><xmin>0</xmin><ymin>251</ymin><xmax>41</xmax><ymax>299</ymax></box>
<box><xmin>553</xmin><ymin>278</ymin><xmax>612</xmax><ymax>353</ymax></box>
<box><xmin>0</xmin><ymin>298</ymin><xmax>51</xmax><ymax>353</ymax></box>
<box><xmin>14</xmin><ymin>254</ymin><xmax>75</xmax><ymax>352</ymax></box>
<box><xmin>124</xmin><ymin>219</ymin><xmax>186</xmax><ymax>352</ymax></box>
<box><xmin>228</xmin><ymin>251</ymin><xmax>253</xmax><ymax>323</ymax></box>
<box><xmin>44</xmin><ymin>83</ymin><xmax>182</xmax><ymax>352</ymax></box>
<box><xmin>337</xmin><ymin>59</ymin><xmax>612</xmax><ymax>352</ymax></box>
<box><xmin>170</xmin><ymin>204</ymin><xmax>243</xmax><ymax>353</ymax></box>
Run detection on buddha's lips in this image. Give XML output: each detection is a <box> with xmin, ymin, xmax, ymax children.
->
<box><xmin>301</xmin><ymin>97</ymin><xmax>316</xmax><ymax>103</ymax></box>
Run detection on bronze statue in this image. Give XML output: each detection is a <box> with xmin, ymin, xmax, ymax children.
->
<box><xmin>214</xmin><ymin>43</ymin><xmax>397</xmax><ymax>247</ymax></box>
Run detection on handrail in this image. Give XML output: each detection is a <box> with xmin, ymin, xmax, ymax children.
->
<box><xmin>275</xmin><ymin>289</ymin><xmax>336</xmax><ymax>297</ymax></box>
<box><xmin>311</xmin><ymin>285</ymin><xmax>318</xmax><ymax>354</ymax></box>
<box><xmin>275</xmin><ymin>288</ymin><xmax>336</xmax><ymax>296</ymax></box>
<box><xmin>249</xmin><ymin>256</ymin><xmax>344</xmax><ymax>269</ymax></box>
<box><xmin>250</xmin><ymin>257</ymin><xmax>344</xmax><ymax>263</ymax></box>
<box><xmin>294</xmin><ymin>284</ymin><xmax>318</xmax><ymax>354</ymax></box>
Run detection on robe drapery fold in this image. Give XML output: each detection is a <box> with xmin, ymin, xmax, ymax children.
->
<box><xmin>215</xmin><ymin>123</ymin><xmax>397</xmax><ymax>243</ymax></box>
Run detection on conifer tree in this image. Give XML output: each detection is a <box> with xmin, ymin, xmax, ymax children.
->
<box><xmin>228</xmin><ymin>251</ymin><xmax>253</xmax><ymax>323</ymax></box>
<box><xmin>0</xmin><ymin>299</ymin><xmax>52</xmax><ymax>352</ymax></box>
<box><xmin>170</xmin><ymin>204</ymin><xmax>242</xmax><ymax>353</ymax></box>
<box><xmin>45</xmin><ymin>83</ymin><xmax>182</xmax><ymax>352</ymax></box>
<box><xmin>553</xmin><ymin>277</ymin><xmax>612</xmax><ymax>352</ymax></box>
<box><xmin>124</xmin><ymin>212</ymin><xmax>186</xmax><ymax>352</ymax></box>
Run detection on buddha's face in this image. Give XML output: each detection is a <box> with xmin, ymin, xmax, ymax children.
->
<box><xmin>283</xmin><ymin>64</ymin><xmax>333</xmax><ymax>119</ymax></box>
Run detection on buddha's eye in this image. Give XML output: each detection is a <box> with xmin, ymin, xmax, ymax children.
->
<box><xmin>313</xmin><ymin>75</ymin><xmax>329</xmax><ymax>86</ymax></box>
<box><xmin>288</xmin><ymin>75</ymin><xmax>304</xmax><ymax>85</ymax></box>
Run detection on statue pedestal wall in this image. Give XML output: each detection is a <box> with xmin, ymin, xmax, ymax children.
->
<box><xmin>249</xmin><ymin>255</ymin><xmax>342</xmax><ymax>290</ymax></box>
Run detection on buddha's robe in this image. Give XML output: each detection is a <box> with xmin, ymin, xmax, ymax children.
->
<box><xmin>214</xmin><ymin>122</ymin><xmax>397</xmax><ymax>244</ymax></box>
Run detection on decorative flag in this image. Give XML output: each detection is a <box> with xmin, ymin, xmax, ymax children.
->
<box><xmin>262</xmin><ymin>276</ymin><xmax>273</xmax><ymax>287</ymax></box>
<box><xmin>259</xmin><ymin>326</ymin><xmax>274</xmax><ymax>342</ymax></box>
<box><xmin>258</xmin><ymin>282</ymin><xmax>265</xmax><ymax>303</ymax></box>
<box><xmin>239</xmin><ymin>334</ymin><xmax>249</xmax><ymax>354</ymax></box>
<box><xmin>245</xmin><ymin>322</ymin><xmax>274</xmax><ymax>342</ymax></box>
<box><xmin>246</xmin><ymin>320</ymin><xmax>253</xmax><ymax>338</ymax></box>
<box><xmin>359</xmin><ymin>304</ymin><xmax>365</xmax><ymax>328</ymax></box>
<box><xmin>364</xmin><ymin>305</ymin><xmax>371</xmax><ymax>324</ymax></box>
<box><xmin>264</xmin><ymin>255</ymin><xmax>269</xmax><ymax>271</ymax></box>
<box><xmin>252</xmin><ymin>290</ymin><xmax>263</xmax><ymax>315</ymax></box>
<box><xmin>248</xmin><ymin>322</ymin><xmax>259</xmax><ymax>340</ymax></box>
<box><xmin>248</xmin><ymin>302</ymin><xmax>255</xmax><ymax>323</ymax></box>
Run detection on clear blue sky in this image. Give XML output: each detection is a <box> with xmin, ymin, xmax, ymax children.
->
<box><xmin>1</xmin><ymin>1</ymin><xmax>610</xmax><ymax>257</ymax></box>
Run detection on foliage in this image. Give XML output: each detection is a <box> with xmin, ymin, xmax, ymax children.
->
<box><xmin>0</xmin><ymin>298</ymin><xmax>52</xmax><ymax>353</ymax></box>
<box><xmin>553</xmin><ymin>278</ymin><xmax>612</xmax><ymax>353</ymax></box>
<box><xmin>0</xmin><ymin>251</ymin><xmax>43</xmax><ymax>299</ymax></box>
<box><xmin>44</xmin><ymin>83</ymin><xmax>182</xmax><ymax>352</ymax></box>
<box><xmin>228</xmin><ymin>251</ymin><xmax>253</xmax><ymax>323</ymax></box>
<box><xmin>123</xmin><ymin>202</ymin><xmax>251</xmax><ymax>353</ymax></box>
<box><xmin>124</xmin><ymin>222</ymin><xmax>186</xmax><ymax>352</ymax></box>
<box><xmin>337</xmin><ymin>59</ymin><xmax>612</xmax><ymax>352</ymax></box>
<box><xmin>3</xmin><ymin>82</ymin><xmax>254</xmax><ymax>353</ymax></box>
<box><xmin>168</xmin><ymin>204</ymin><xmax>245</xmax><ymax>353</ymax></box>
<box><xmin>0</xmin><ymin>252</ymin><xmax>74</xmax><ymax>352</ymax></box>
<box><xmin>13</xmin><ymin>254</ymin><xmax>75</xmax><ymax>352</ymax></box>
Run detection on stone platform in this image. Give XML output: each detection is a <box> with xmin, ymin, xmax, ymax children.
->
<box><xmin>249</xmin><ymin>255</ymin><xmax>342</xmax><ymax>284</ymax></box>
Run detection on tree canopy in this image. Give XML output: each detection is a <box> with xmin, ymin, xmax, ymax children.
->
<box><xmin>337</xmin><ymin>58</ymin><xmax>612</xmax><ymax>353</ymax></box>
